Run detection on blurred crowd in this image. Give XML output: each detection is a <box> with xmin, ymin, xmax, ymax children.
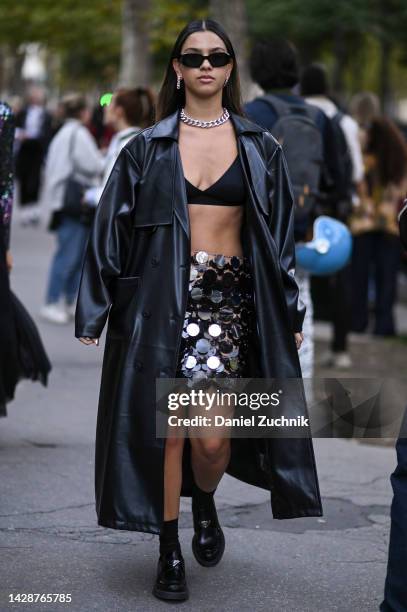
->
<box><xmin>1</xmin><ymin>37</ymin><xmax>407</xmax><ymax>386</ymax></box>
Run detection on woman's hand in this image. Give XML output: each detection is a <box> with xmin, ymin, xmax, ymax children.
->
<box><xmin>79</xmin><ymin>337</ymin><xmax>99</xmax><ymax>346</ymax></box>
<box><xmin>6</xmin><ymin>250</ymin><xmax>13</xmax><ymax>272</ymax></box>
<box><xmin>294</xmin><ymin>332</ymin><xmax>304</xmax><ymax>350</ymax></box>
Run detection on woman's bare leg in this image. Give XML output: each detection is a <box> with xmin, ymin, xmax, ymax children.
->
<box><xmin>188</xmin><ymin>384</ymin><xmax>233</xmax><ymax>492</ymax></box>
<box><xmin>190</xmin><ymin>436</ymin><xmax>230</xmax><ymax>492</ymax></box>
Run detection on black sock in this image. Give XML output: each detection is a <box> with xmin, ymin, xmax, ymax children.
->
<box><xmin>159</xmin><ymin>518</ymin><xmax>179</xmax><ymax>555</ymax></box>
<box><xmin>192</xmin><ymin>481</ymin><xmax>217</xmax><ymax>510</ymax></box>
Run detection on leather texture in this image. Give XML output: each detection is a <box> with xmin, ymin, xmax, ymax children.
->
<box><xmin>192</xmin><ymin>494</ymin><xmax>225</xmax><ymax>566</ymax></box>
<box><xmin>75</xmin><ymin>109</ymin><xmax>322</xmax><ymax>535</ymax></box>
<box><xmin>153</xmin><ymin>547</ymin><xmax>188</xmax><ymax>601</ymax></box>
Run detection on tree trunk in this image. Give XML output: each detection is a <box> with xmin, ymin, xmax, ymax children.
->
<box><xmin>119</xmin><ymin>0</ymin><xmax>152</xmax><ymax>87</ymax></box>
<box><xmin>208</xmin><ymin>0</ymin><xmax>254</xmax><ymax>102</ymax></box>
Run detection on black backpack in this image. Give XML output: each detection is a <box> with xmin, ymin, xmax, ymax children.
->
<box><xmin>258</xmin><ymin>94</ymin><xmax>324</xmax><ymax>238</ymax></box>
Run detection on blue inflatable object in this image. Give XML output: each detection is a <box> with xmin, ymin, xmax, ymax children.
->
<box><xmin>295</xmin><ymin>216</ymin><xmax>353</xmax><ymax>275</ymax></box>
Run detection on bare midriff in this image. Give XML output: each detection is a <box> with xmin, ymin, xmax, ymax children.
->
<box><xmin>188</xmin><ymin>203</ymin><xmax>244</xmax><ymax>257</ymax></box>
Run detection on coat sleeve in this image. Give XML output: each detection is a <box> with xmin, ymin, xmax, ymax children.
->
<box><xmin>75</xmin><ymin>147</ymin><xmax>141</xmax><ymax>339</ymax></box>
<box><xmin>267</xmin><ymin>139</ymin><xmax>306</xmax><ymax>334</ymax></box>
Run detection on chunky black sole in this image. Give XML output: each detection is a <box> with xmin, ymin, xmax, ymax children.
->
<box><xmin>152</xmin><ymin>585</ymin><xmax>189</xmax><ymax>601</ymax></box>
<box><xmin>192</xmin><ymin>528</ymin><xmax>225</xmax><ymax>567</ymax></box>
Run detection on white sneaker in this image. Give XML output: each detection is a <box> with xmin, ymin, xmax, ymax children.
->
<box><xmin>318</xmin><ymin>350</ymin><xmax>334</xmax><ymax>367</ymax></box>
<box><xmin>65</xmin><ymin>302</ymin><xmax>77</xmax><ymax>319</ymax></box>
<box><xmin>19</xmin><ymin>209</ymin><xmax>31</xmax><ymax>227</ymax></box>
<box><xmin>40</xmin><ymin>303</ymin><xmax>70</xmax><ymax>324</ymax></box>
<box><xmin>332</xmin><ymin>351</ymin><xmax>353</xmax><ymax>369</ymax></box>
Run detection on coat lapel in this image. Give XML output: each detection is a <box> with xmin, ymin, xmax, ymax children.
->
<box><xmin>148</xmin><ymin>109</ymin><xmax>269</xmax><ymax>239</ymax></box>
<box><xmin>149</xmin><ymin>110</ymin><xmax>189</xmax><ymax>238</ymax></box>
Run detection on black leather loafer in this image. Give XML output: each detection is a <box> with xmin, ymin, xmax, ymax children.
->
<box><xmin>192</xmin><ymin>497</ymin><xmax>225</xmax><ymax>567</ymax></box>
<box><xmin>152</xmin><ymin>547</ymin><xmax>189</xmax><ymax>601</ymax></box>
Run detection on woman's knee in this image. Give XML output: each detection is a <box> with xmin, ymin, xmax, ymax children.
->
<box><xmin>192</xmin><ymin>437</ymin><xmax>229</xmax><ymax>463</ymax></box>
<box><xmin>165</xmin><ymin>436</ymin><xmax>185</xmax><ymax>454</ymax></box>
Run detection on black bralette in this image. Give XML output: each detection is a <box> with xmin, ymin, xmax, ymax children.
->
<box><xmin>185</xmin><ymin>155</ymin><xmax>247</xmax><ymax>206</ymax></box>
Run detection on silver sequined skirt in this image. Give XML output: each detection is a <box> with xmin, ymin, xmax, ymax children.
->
<box><xmin>176</xmin><ymin>250</ymin><xmax>255</xmax><ymax>386</ymax></box>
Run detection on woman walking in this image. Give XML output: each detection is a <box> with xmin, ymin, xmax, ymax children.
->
<box><xmin>0</xmin><ymin>101</ymin><xmax>19</xmax><ymax>414</ymax></box>
<box><xmin>75</xmin><ymin>19</ymin><xmax>322</xmax><ymax>602</ymax></box>
<box><xmin>350</xmin><ymin>117</ymin><xmax>407</xmax><ymax>335</ymax></box>
<box><xmin>83</xmin><ymin>87</ymin><xmax>155</xmax><ymax>208</ymax></box>
<box><xmin>0</xmin><ymin>101</ymin><xmax>51</xmax><ymax>415</ymax></box>
<box><xmin>40</xmin><ymin>94</ymin><xmax>103</xmax><ymax>324</ymax></box>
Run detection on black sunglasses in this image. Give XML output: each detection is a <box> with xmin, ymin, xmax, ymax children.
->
<box><xmin>178</xmin><ymin>52</ymin><xmax>232</xmax><ymax>68</ymax></box>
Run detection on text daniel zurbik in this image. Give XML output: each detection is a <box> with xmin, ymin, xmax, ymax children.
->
<box><xmin>166</xmin><ymin>389</ymin><xmax>309</xmax><ymax>428</ymax></box>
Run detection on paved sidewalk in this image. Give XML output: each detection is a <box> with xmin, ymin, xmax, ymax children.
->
<box><xmin>1</xmin><ymin>219</ymin><xmax>405</xmax><ymax>611</ymax></box>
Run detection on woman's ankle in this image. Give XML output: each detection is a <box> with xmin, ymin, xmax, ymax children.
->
<box><xmin>159</xmin><ymin>517</ymin><xmax>180</xmax><ymax>555</ymax></box>
<box><xmin>192</xmin><ymin>481</ymin><xmax>217</xmax><ymax>509</ymax></box>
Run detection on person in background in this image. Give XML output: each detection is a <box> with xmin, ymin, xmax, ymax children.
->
<box><xmin>14</xmin><ymin>85</ymin><xmax>52</xmax><ymax>226</ymax></box>
<box><xmin>88</xmin><ymin>103</ymin><xmax>115</xmax><ymax>150</ymax></box>
<box><xmin>0</xmin><ymin>101</ymin><xmax>19</xmax><ymax>414</ymax></box>
<box><xmin>380</xmin><ymin>201</ymin><xmax>407</xmax><ymax>612</ymax></box>
<box><xmin>349</xmin><ymin>117</ymin><xmax>407</xmax><ymax>336</ymax></box>
<box><xmin>83</xmin><ymin>87</ymin><xmax>155</xmax><ymax>208</ymax></box>
<box><xmin>349</xmin><ymin>91</ymin><xmax>381</xmax><ymax>149</ymax></box>
<box><xmin>301</xmin><ymin>63</ymin><xmax>364</xmax><ymax>194</ymax></box>
<box><xmin>48</xmin><ymin>99</ymin><xmax>66</xmax><ymax>139</ymax></box>
<box><xmin>300</xmin><ymin>62</ymin><xmax>364</xmax><ymax>369</ymax></box>
<box><xmin>244</xmin><ymin>38</ymin><xmax>343</xmax><ymax>378</ymax></box>
<box><xmin>1</xmin><ymin>101</ymin><xmax>51</xmax><ymax>415</ymax></box>
<box><xmin>40</xmin><ymin>94</ymin><xmax>103</xmax><ymax>325</ymax></box>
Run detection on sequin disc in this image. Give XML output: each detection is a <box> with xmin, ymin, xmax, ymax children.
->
<box><xmin>185</xmin><ymin>355</ymin><xmax>197</xmax><ymax>369</ymax></box>
<box><xmin>195</xmin><ymin>250</ymin><xmax>209</xmax><ymax>264</ymax></box>
<box><xmin>208</xmin><ymin>323</ymin><xmax>222</xmax><ymax>337</ymax></box>
<box><xmin>186</xmin><ymin>323</ymin><xmax>200</xmax><ymax>336</ymax></box>
<box><xmin>207</xmin><ymin>356</ymin><xmax>220</xmax><ymax>370</ymax></box>
<box><xmin>196</xmin><ymin>338</ymin><xmax>211</xmax><ymax>354</ymax></box>
<box><xmin>210</xmin><ymin>290</ymin><xmax>222</xmax><ymax>304</ymax></box>
<box><xmin>198</xmin><ymin>308</ymin><xmax>212</xmax><ymax>321</ymax></box>
<box><xmin>191</xmin><ymin>287</ymin><xmax>203</xmax><ymax>301</ymax></box>
<box><xmin>214</xmin><ymin>254</ymin><xmax>226</xmax><ymax>268</ymax></box>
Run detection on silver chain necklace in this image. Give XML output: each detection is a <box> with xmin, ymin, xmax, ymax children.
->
<box><xmin>180</xmin><ymin>107</ymin><xmax>230</xmax><ymax>128</ymax></box>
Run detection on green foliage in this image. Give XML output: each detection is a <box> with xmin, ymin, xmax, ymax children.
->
<box><xmin>148</xmin><ymin>0</ymin><xmax>207</xmax><ymax>83</ymax></box>
<box><xmin>149</xmin><ymin>0</ymin><xmax>207</xmax><ymax>52</ymax></box>
<box><xmin>0</xmin><ymin>0</ymin><xmax>209</xmax><ymax>88</ymax></box>
<box><xmin>0</xmin><ymin>0</ymin><xmax>121</xmax><ymax>50</ymax></box>
<box><xmin>247</xmin><ymin>0</ymin><xmax>370</xmax><ymax>40</ymax></box>
<box><xmin>1</xmin><ymin>0</ymin><xmax>407</xmax><ymax>97</ymax></box>
<box><xmin>0</xmin><ymin>0</ymin><xmax>121</xmax><ymax>87</ymax></box>
<box><xmin>246</xmin><ymin>0</ymin><xmax>407</xmax><ymax>97</ymax></box>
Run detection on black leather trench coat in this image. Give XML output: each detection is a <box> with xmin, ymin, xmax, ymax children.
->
<box><xmin>75</xmin><ymin>109</ymin><xmax>323</xmax><ymax>534</ymax></box>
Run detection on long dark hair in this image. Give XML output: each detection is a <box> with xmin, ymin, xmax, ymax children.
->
<box><xmin>367</xmin><ymin>117</ymin><xmax>407</xmax><ymax>186</ymax></box>
<box><xmin>156</xmin><ymin>19</ymin><xmax>243</xmax><ymax>121</ymax></box>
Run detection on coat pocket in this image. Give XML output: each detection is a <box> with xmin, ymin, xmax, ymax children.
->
<box><xmin>107</xmin><ymin>276</ymin><xmax>141</xmax><ymax>339</ymax></box>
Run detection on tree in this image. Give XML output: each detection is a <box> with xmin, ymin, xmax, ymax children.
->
<box><xmin>209</xmin><ymin>0</ymin><xmax>253</xmax><ymax>100</ymax></box>
<box><xmin>0</xmin><ymin>0</ymin><xmax>121</xmax><ymax>91</ymax></box>
<box><xmin>119</xmin><ymin>0</ymin><xmax>153</xmax><ymax>87</ymax></box>
<box><xmin>245</xmin><ymin>0</ymin><xmax>407</xmax><ymax>110</ymax></box>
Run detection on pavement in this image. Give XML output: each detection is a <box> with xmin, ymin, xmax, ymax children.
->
<box><xmin>1</xmin><ymin>215</ymin><xmax>406</xmax><ymax>612</ymax></box>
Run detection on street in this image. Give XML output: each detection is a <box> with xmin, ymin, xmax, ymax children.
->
<box><xmin>1</xmin><ymin>216</ymin><xmax>405</xmax><ymax>612</ymax></box>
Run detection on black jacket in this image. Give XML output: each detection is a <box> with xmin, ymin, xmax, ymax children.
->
<box><xmin>75</xmin><ymin>109</ymin><xmax>322</xmax><ymax>534</ymax></box>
